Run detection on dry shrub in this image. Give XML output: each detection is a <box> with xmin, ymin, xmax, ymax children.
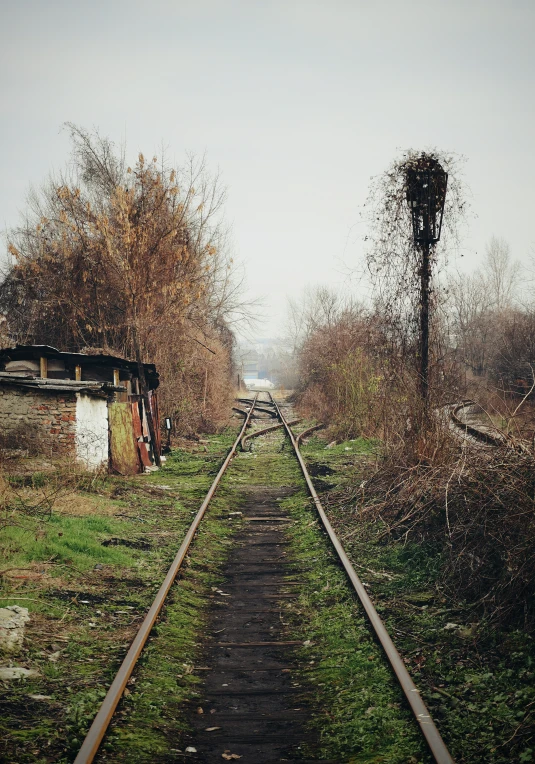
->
<box><xmin>463</xmin><ymin>376</ymin><xmax>535</xmax><ymax>443</ymax></box>
<box><xmin>294</xmin><ymin>298</ymin><xmax>535</xmax><ymax>626</ymax></box>
<box><xmin>295</xmin><ymin>306</ymin><xmax>457</xmax><ymax>447</ymax></box>
<box><xmin>0</xmin><ymin>450</ymin><xmax>109</xmax><ymax>528</ymax></box>
<box><xmin>297</xmin><ymin>311</ymin><xmax>385</xmax><ymax>439</ymax></box>
<box><xmin>349</xmin><ymin>432</ymin><xmax>535</xmax><ymax>626</ymax></box>
<box><xmin>0</xmin><ymin>469</ymin><xmax>55</xmax><ymax>540</ymax></box>
<box><xmin>153</xmin><ymin>324</ymin><xmax>235</xmax><ymax>436</ymax></box>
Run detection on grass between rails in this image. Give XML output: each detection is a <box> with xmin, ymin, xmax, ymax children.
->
<box><xmin>298</xmin><ymin>433</ymin><xmax>535</xmax><ymax>764</ymax></box>
<box><xmin>237</xmin><ymin>428</ymin><xmax>429</xmax><ymax>763</ymax></box>
<box><xmin>104</xmin><ymin>418</ymin><xmax>434</xmax><ymax>763</ymax></box>
<box><xmin>0</xmin><ymin>429</ymin><xmax>238</xmax><ymax>764</ymax></box>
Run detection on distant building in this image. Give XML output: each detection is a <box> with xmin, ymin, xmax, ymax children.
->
<box><xmin>244</xmin><ymin>378</ymin><xmax>275</xmax><ymax>390</ymax></box>
<box><xmin>0</xmin><ymin>345</ymin><xmax>160</xmax><ymax>473</ymax></box>
<box><xmin>236</xmin><ymin>339</ymin><xmax>288</xmax><ymax>387</ymax></box>
<box><xmin>241</xmin><ymin>349</ymin><xmax>259</xmax><ymax>380</ymax></box>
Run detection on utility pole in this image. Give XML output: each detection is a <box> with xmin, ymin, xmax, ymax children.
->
<box><xmin>419</xmin><ymin>239</ymin><xmax>431</xmax><ymax>401</ymax></box>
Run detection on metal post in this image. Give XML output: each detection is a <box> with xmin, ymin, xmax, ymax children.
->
<box><xmin>420</xmin><ymin>241</ymin><xmax>431</xmax><ymax>401</ymax></box>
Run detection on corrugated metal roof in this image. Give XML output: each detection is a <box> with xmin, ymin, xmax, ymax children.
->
<box><xmin>0</xmin><ymin>345</ymin><xmax>159</xmax><ymax>389</ymax></box>
<box><xmin>0</xmin><ymin>372</ymin><xmax>125</xmax><ymax>396</ymax></box>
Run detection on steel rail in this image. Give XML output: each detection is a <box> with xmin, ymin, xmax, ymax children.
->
<box><xmin>269</xmin><ymin>394</ymin><xmax>454</xmax><ymax>764</ymax></box>
<box><xmin>240</xmin><ymin>418</ymin><xmax>302</xmax><ymax>449</ymax></box>
<box><xmin>236</xmin><ymin>398</ymin><xmax>278</xmax><ymax>418</ymax></box>
<box><xmin>74</xmin><ymin>394</ymin><xmax>259</xmax><ymax>764</ymax></box>
<box><xmin>295</xmin><ymin>423</ymin><xmax>325</xmax><ymax>446</ymax></box>
<box><xmin>450</xmin><ymin>401</ymin><xmax>505</xmax><ymax>447</ymax></box>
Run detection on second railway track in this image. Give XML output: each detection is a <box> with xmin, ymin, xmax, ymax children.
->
<box><xmin>75</xmin><ymin>392</ymin><xmax>454</xmax><ymax>764</ymax></box>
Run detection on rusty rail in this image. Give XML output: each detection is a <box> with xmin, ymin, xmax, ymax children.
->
<box><xmin>73</xmin><ymin>395</ymin><xmax>259</xmax><ymax>764</ymax></box>
<box><xmin>269</xmin><ymin>394</ymin><xmax>454</xmax><ymax>764</ymax></box>
<box><xmin>240</xmin><ymin>417</ymin><xmax>301</xmax><ymax>449</ymax></box>
<box><xmin>296</xmin><ymin>422</ymin><xmax>324</xmax><ymax>446</ymax></box>
<box><xmin>450</xmin><ymin>401</ymin><xmax>506</xmax><ymax>447</ymax></box>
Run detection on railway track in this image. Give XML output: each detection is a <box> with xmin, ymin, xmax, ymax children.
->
<box><xmin>448</xmin><ymin>400</ymin><xmax>505</xmax><ymax>446</ymax></box>
<box><xmin>74</xmin><ymin>393</ymin><xmax>454</xmax><ymax>764</ymax></box>
<box><xmin>447</xmin><ymin>400</ymin><xmax>531</xmax><ymax>451</ymax></box>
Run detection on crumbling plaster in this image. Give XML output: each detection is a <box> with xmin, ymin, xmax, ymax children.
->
<box><xmin>0</xmin><ymin>384</ymin><xmax>77</xmax><ymax>454</ymax></box>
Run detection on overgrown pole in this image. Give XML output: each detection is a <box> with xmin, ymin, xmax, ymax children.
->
<box><xmin>419</xmin><ymin>238</ymin><xmax>431</xmax><ymax>402</ymax></box>
<box><xmin>407</xmin><ymin>158</ymin><xmax>447</xmax><ymax>408</ymax></box>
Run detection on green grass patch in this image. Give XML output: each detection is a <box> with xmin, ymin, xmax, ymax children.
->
<box><xmin>2</xmin><ymin>514</ymin><xmax>142</xmax><ymax>573</ymax></box>
<box><xmin>0</xmin><ymin>427</ymin><xmax>242</xmax><ymax>763</ymax></box>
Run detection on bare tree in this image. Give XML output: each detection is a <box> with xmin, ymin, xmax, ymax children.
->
<box><xmin>446</xmin><ymin>270</ymin><xmax>493</xmax><ymax>375</ymax></box>
<box><xmin>285</xmin><ymin>286</ymin><xmax>361</xmax><ymax>354</ymax></box>
<box><xmin>445</xmin><ymin>237</ymin><xmax>519</xmax><ymax>378</ymax></box>
<box><xmin>482</xmin><ymin>236</ymin><xmax>519</xmax><ymax>312</ymax></box>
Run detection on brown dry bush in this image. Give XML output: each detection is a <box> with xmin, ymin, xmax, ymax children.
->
<box><xmin>0</xmin><ymin>462</ymin><xmax>56</xmax><ymax>545</ymax></box>
<box><xmin>154</xmin><ymin>324</ymin><xmax>235</xmax><ymax>436</ymax></box>
<box><xmin>294</xmin><ymin>296</ymin><xmax>459</xmax><ymax>447</ymax></box>
<box><xmin>0</xmin><ymin>125</ymin><xmax>244</xmax><ymax>435</ymax></box>
<box><xmin>297</xmin><ymin>309</ymin><xmax>382</xmax><ymax>440</ymax></box>
<box><xmin>349</xmin><ymin>438</ymin><xmax>535</xmax><ymax>626</ymax></box>
<box><xmin>292</xmin><ymin>291</ymin><xmax>535</xmax><ymax>626</ymax></box>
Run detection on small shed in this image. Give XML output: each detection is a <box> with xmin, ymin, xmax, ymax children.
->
<box><xmin>0</xmin><ymin>345</ymin><xmax>160</xmax><ymax>473</ymax></box>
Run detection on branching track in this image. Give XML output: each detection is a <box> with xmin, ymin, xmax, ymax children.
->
<box><xmin>74</xmin><ymin>393</ymin><xmax>454</xmax><ymax>764</ymax></box>
<box><xmin>448</xmin><ymin>400</ymin><xmax>533</xmax><ymax>452</ymax></box>
<box><xmin>449</xmin><ymin>400</ymin><xmax>506</xmax><ymax>447</ymax></box>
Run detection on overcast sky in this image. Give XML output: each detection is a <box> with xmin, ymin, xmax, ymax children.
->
<box><xmin>1</xmin><ymin>0</ymin><xmax>534</xmax><ymax>338</ymax></box>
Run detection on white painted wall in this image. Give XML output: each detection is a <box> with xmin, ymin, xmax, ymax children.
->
<box><xmin>75</xmin><ymin>394</ymin><xmax>108</xmax><ymax>470</ymax></box>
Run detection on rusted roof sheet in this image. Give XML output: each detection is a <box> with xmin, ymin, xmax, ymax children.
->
<box><xmin>0</xmin><ymin>345</ymin><xmax>159</xmax><ymax>389</ymax></box>
<box><xmin>0</xmin><ymin>372</ymin><xmax>124</xmax><ymax>396</ymax></box>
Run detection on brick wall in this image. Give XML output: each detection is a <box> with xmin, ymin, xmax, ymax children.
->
<box><xmin>0</xmin><ymin>384</ymin><xmax>77</xmax><ymax>455</ymax></box>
